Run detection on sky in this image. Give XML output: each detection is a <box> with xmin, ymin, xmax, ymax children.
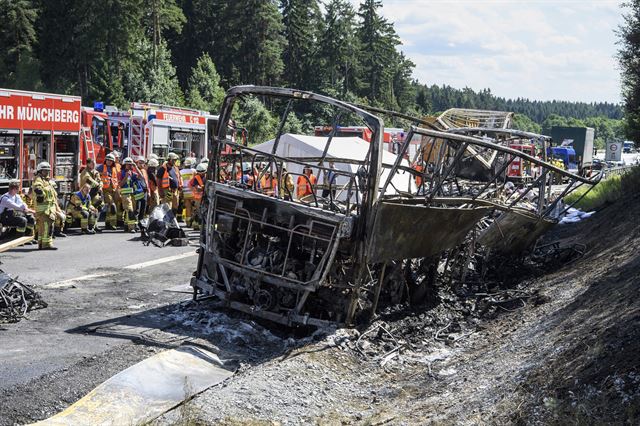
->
<box><xmin>369</xmin><ymin>0</ymin><xmax>625</xmax><ymax>103</ymax></box>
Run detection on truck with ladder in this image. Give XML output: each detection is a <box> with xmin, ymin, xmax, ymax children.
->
<box><xmin>106</xmin><ymin>102</ymin><xmax>217</xmax><ymax>161</ymax></box>
<box><xmin>0</xmin><ymin>88</ymin><xmax>110</xmax><ymax>194</ymax></box>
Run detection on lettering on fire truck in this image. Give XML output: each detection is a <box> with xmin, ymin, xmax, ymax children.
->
<box><xmin>0</xmin><ymin>105</ymin><xmax>79</xmax><ymax>124</ymax></box>
<box><xmin>156</xmin><ymin>111</ymin><xmax>205</xmax><ymax>125</ymax></box>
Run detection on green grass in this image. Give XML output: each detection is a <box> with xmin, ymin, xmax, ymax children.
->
<box><xmin>564</xmin><ymin>175</ymin><xmax>622</xmax><ymax>211</ymax></box>
<box><xmin>564</xmin><ymin>166</ymin><xmax>640</xmax><ymax>211</ymax></box>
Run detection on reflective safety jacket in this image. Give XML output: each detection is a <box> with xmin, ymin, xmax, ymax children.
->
<box><xmin>32</xmin><ymin>176</ymin><xmax>56</xmax><ymax>216</ymax></box>
<box><xmin>296</xmin><ymin>174</ymin><xmax>317</xmax><ymax>199</ymax></box>
<box><xmin>97</xmin><ymin>164</ymin><xmax>118</xmax><ymax>190</ymax></box>
<box><xmin>191</xmin><ymin>174</ymin><xmax>205</xmax><ymax>201</ymax></box>
<box><xmin>67</xmin><ymin>190</ymin><xmax>91</xmax><ymax>212</ymax></box>
<box><xmin>158</xmin><ymin>164</ymin><xmax>182</xmax><ymax>190</ymax></box>
<box><xmin>180</xmin><ymin>167</ymin><xmax>196</xmax><ymax>199</ymax></box>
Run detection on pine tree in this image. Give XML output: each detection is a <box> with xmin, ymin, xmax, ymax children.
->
<box><xmin>318</xmin><ymin>0</ymin><xmax>360</xmax><ymax>96</ymax></box>
<box><xmin>187</xmin><ymin>52</ymin><xmax>225</xmax><ymax>112</ymax></box>
<box><xmin>618</xmin><ymin>0</ymin><xmax>640</xmax><ymax>141</ymax></box>
<box><xmin>0</xmin><ymin>0</ymin><xmax>39</xmax><ymax>88</ymax></box>
<box><xmin>356</xmin><ymin>0</ymin><xmax>402</xmax><ymax>106</ymax></box>
<box><xmin>281</xmin><ymin>0</ymin><xmax>323</xmax><ymax>90</ymax></box>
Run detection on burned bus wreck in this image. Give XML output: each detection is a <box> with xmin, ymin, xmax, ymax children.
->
<box><xmin>191</xmin><ymin>87</ymin><xmax>599</xmax><ymax>327</ymax></box>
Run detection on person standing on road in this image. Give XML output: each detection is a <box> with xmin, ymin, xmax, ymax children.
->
<box><xmin>118</xmin><ymin>157</ymin><xmax>141</xmax><ymax>233</ymax></box>
<box><xmin>157</xmin><ymin>152</ymin><xmax>182</xmax><ymax>215</ymax></box>
<box><xmin>190</xmin><ymin>163</ymin><xmax>207</xmax><ymax>230</ymax></box>
<box><xmin>65</xmin><ymin>183</ymin><xmax>98</xmax><ymax>234</ymax></box>
<box><xmin>296</xmin><ymin>166</ymin><xmax>317</xmax><ymax>201</ymax></box>
<box><xmin>322</xmin><ymin>161</ymin><xmax>338</xmax><ymax>199</ymax></box>
<box><xmin>133</xmin><ymin>156</ymin><xmax>148</xmax><ymax>225</ymax></box>
<box><xmin>97</xmin><ymin>153</ymin><xmax>119</xmax><ymax>230</ymax></box>
<box><xmin>179</xmin><ymin>157</ymin><xmax>196</xmax><ymax>226</ymax></box>
<box><xmin>146</xmin><ymin>158</ymin><xmax>160</xmax><ymax>213</ymax></box>
<box><xmin>32</xmin><ymin>162</ymin><xmax>57</xmax><ymax>250</ymax></box>
<box><xmin>0</xmin><ymin>180</ymin><xmax>36</xmax><ymax>238</ymax></box>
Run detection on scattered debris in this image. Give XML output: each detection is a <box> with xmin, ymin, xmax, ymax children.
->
<box><xmin>191</xmin><ymin>86</ymin><xmax>601</xmax><ymax>328</ymax></box>
<box><xmin>0</xmin><ymin>270</ymin><xmax>47</xmax><ymax>323</ymax></box>
<box><xmin>140</xmin><ymin>204</ymin><xmax>187</xmax><ymax>247</ymax></box>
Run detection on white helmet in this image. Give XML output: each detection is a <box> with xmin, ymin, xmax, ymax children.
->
<box><xmin>167</xmin><ymin>152</ymin><xmax>180</xmax><ymax>161</ymax></box>
<box><xmin>135</xmin><ymin>156</ymin><xmax>145</xmax><ymax>163</ymax></box>
<box><xmin>196</xmin><ymin>163</ymin><xmax>207</xmax><ymax>173</ymax></box>
<box><xmin>183</xmin><ymin>158</ymin><xmax>194</xmax><ymax>167</ymax></box>
<box><xmin>105</xmin><ymin>153</ymin><xmax>116</xmax><ymax>162</ymax></box>
<box><xmin>112</xmin><ymin>150</ymin><xmax>121</xmax><ymax>158</ymax></box>
<box><xmin>148</xmin><ymin>158</ymin><xmax>159</xmax><ymax>168</ymax></box>
<box><xmin>149</xmin><ymin>153</ymin><xmax>159</xmax><ymax>160</ymax></box>
<box><xmin>123</xmin><ymin>157</ymin><xmax>135</xmax><ymax>165</ymax></box>
<box><xmin>36</xmin><ymin>161</ymin><xmax>51</xmax><ymax>172</ymax></box>
<box><xmin>200</xmin><ymin>158</ymin><xmax>209</xmax><ymax>164</ymax></box>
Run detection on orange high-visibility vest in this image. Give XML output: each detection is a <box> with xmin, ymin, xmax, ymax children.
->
<box><xmin>159</xmin><ymin>164</ymin><xmax>182</xmax><ymax>189</ymax></box>
<box><xmin>297</xmin><ymin>174</ymin><xmax>316</xmax><ymax>199</ymax></box>
<box><xmin>414</xmin><ymin>164</ymin><xmax>424</xmax><ymax>187</ymax></box>
<box><xmin>192</xmin><ymin>174</ymin><xmax>205</xmax><ymax>201</ymax></box>
<box><xmin>99</xmin><ymin>164</ymin><xmax>118</xmax><ymax>189</ymax></box>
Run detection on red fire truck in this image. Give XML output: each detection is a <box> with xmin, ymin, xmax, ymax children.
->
<box><xmin>507</xmin><ymin>142</ymin><xmax>541</xmax><ymax>181</ymax></box>
<box><xmin>0</xmin><ymin>88</ymin><xmax>112</xmax><ymax>195</ymax></box>
<box><xmin>314</xmin><ymin>125</ymin><xmax>418</xmax><ymax>158</ymax></box>
<box><xmin>104</xmin><ymin>103</ymin><xmax>215</xmax><ymax>161</ymax></box>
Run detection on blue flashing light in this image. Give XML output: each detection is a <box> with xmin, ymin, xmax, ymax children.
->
<box><xmin>94</xmin><ymin>101</ymin><xmax>104</xmax><ymax>112</ymax></box>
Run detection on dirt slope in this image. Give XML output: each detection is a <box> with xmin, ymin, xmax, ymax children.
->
<box><xmin>153</xmin><ymin>187</ymin><xmax>640</xmax><ymax>425</ymax></box>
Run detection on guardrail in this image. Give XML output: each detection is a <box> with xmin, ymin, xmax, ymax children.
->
<box><xmin>603</xmin><ymin>164</ymin><xmax>637</xmax><ymax>178</ymax></box>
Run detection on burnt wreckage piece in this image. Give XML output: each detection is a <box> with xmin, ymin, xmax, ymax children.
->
<box><xmin>191</xmin><ymin>87</ymin><xmax>599</xmax><ymax>327</ymax></box>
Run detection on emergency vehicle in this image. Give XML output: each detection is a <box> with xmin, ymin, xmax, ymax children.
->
<box><xmin>107</xmin><ymin>103</ymin><xmax>216</xmax><ymax>161</ymax></box>
<box><xmin>313</xmin><ymin>125</ymin><xmax>418</xmax><ymax>158</ymax></box>
<box><xmin>507</xmin><ymin>142</ymin><xmax>541</xmax><ymax>181</ymax></box>
<box><xmin>0</xmin><ymin>88</ymin><xmax>109</xmax><ymax>194</ymax></box>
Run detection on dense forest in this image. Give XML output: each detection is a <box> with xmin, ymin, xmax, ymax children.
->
<box><xmin>0</xmin><ymin>0</ymin><xmax>627</xmax><ymax>145</ymax></box>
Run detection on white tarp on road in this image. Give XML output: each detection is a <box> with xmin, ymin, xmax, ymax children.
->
<box><xmin>253</xmin><ymin>133</ymin><xmax>415</xmax><ymax>200</ymax></box>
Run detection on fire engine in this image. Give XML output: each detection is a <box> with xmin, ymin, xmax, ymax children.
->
<box><xmin>313</xmin><ymin>125</ymin><xmax>418</xmax><ymax>158</ymax></box>
<box><xmin>105</xmin><ymin>103</ymin><xmax>217</xmax><ymax>161</ymax></box>
<box><xmin>507</xmin><ymin>142</ymin><xmax>541</xmax><ymax>181</ymax></box>
<box><xmin>0</xmin><ymin>88</ymin><xmax>110</xmax><ymax>194</ymax></box>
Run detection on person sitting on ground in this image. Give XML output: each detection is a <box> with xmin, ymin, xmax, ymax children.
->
<box><xmin>65</xmin><ymin>183</ymin><xmax>98</xmax><ymax>234</ymax></box>
<box><xmin>296</xmin><ymin>166</ymin><xmax>317</xmax><ymax>201</ymax></box>
<box><xmin>0</xmin><ymin>180</ymin><xmax>36</xmax><ymax>239</ymax></box>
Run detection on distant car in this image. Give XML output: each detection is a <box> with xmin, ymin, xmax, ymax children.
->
<box><xmin>591</xmin><ymin>158</ymin><xmax>605</xmax><ymax>171</ymax></box>
<box><xmin>623</xmin><ymin>141</ymin><xmax>635</xmax><ymax>153</ymax></box>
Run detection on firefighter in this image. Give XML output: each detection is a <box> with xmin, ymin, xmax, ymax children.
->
<box><xmin>65</xmin><ymin>183</ymin><xmax>98</xmax><ymax>234</ymax></box>
<box><xmin>96</xmin><ymin>153</ymin><xmax>119</xmax><ymax>230</ymax></box>
<box><xmin>32</xmin><ymin>162</ymin><xmax>57</xmax><ymax>250</ymax></box>
<box><xmin>118</xmin><ymin>157</ymin><xmax>141</xmax><ymax>233</ymax></box>
<box><xmin>80</xmin><ymin>158</ymin><xmax>104</xmax><ymax>214</ymax></box>
<box><xmin>135</xmin><ymin>156</ymin><xmax>148</xmax><ymax>221</ymax></box>
<box><xmin>279</xmin><ymin>163</ymin><xmax>295</xmax><ymax>201</ymax></box>
<box><xmin>0</xmin><ymin>180</ymin><xmax>36</xmax><ymax>238</ymax></box>
<box><xmin>191</xmin><ymin>163</ymin><xmax>207</xmax><ymax>230</ymax></box>
<box><xmin>49</xmin><ymin>180</ymin><xmax>67</xmax><ymax>238</ymax></box>
<box><xmin>296</xmin><ymin>166</ymin><xmax>317</xmax><ymax>200</ymax></box>
<box><xmin>180</xmin><ymin>158</ymin><xmax>196</xmax><ymax>226</ymax></box>
<box><xmin>157</xmin><ymin>152</ymin><xmax>182</xmax><ymax>214</ymax></box>
<box><xmin>146</xmin><ymin>158</ymin><xmax>160</xmax><ymax>212</ymax></box>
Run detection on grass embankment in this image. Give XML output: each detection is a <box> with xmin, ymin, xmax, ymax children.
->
<box><xmin>564</xmin><ymin>166</ymin><xmax>640</xmax><ymax>211</ymax></box>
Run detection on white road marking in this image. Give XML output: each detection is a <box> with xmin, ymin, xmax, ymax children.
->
<box><xmin>123</xmin><ymin>251</ymin><xmax>197</xmax><ymax>270</ymax></box>
<box><xmin>44</xmin><ymin>251</ymin><xmax>198</xmax><ymax>289</ymax></box>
